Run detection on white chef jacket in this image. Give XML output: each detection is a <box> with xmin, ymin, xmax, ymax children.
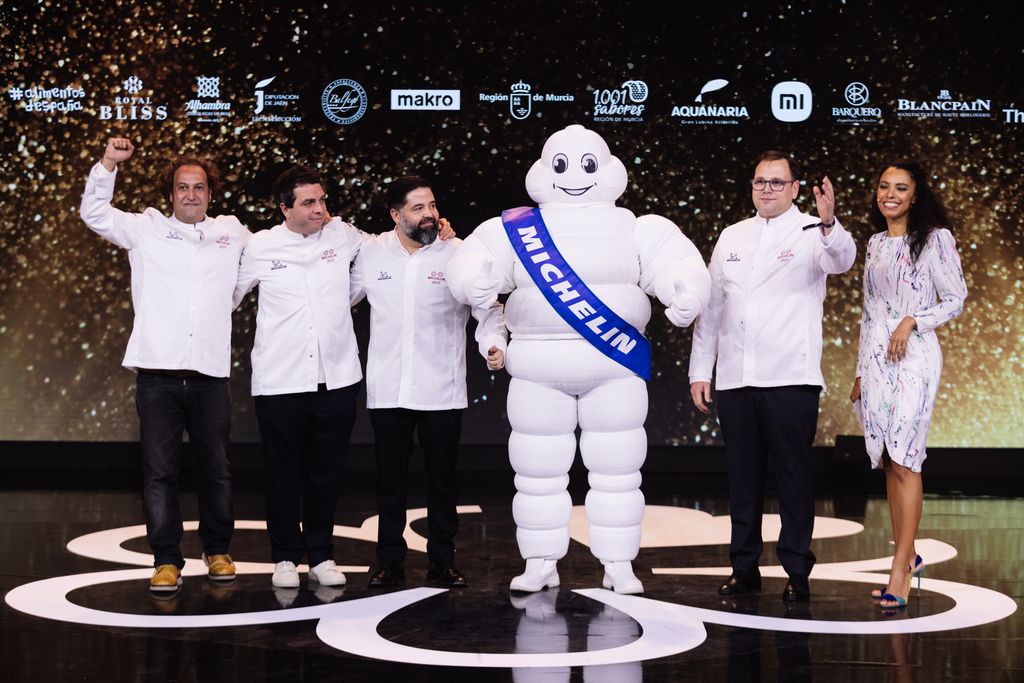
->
<box><xmin>234</xmin><ymin>218</ymin><xmax>363</xmax><ymax>396</ymax></box>
<box><xmin>350</xmin><ymin>231</ymin><xmax>507</xmax><ymax>410</ymax></box>
<box><xmin>79</xmin><ymin>163</ymin><xmax>251</xmax><ymax>378</ymax></box>
<box><xmin>689</xmin><ymin>204</ymin><xmax>856</xmax><ymax>391</ymax></box>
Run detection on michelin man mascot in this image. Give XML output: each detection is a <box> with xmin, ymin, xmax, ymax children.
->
<box><xmin>447</xmin><ymin>125</ymin><xmax>710</xmax><ymax>594</ymax></box>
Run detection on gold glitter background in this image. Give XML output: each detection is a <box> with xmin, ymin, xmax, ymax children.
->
<box><xmin>0</xmin><ymin>2</ymin><xmax>1020</xmax><ymax>446</ymax></box>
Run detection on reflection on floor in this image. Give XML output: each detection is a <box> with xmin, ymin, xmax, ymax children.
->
<box><xmin>1</xmin><ymin>473</ymin><xmax>1022</xmax><ymax>681</ymax></box>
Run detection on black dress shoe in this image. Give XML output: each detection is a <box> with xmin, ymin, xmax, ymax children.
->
<box><xmin>427</xmin><ymin>565</ymin><xmax>467</xmax><ymax>588</ymax></box>
<box><xmin>367</xmin><ymin>566</ymin><xmax>405</xmax><ymax>588</ymax></box>
<box><xmin>718</xmin><ymin>570</ymin><xmax>761</xmax><ymax>596</ymax></box>
<box><xmin>782</xmin><ymin>576</ymin><xmax>810</xmax><ymax>602</ymax></box>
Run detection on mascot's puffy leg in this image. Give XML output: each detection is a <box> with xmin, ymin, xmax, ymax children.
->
<box><xmin>507</xmin><ymin>377</ymin><xmax>576</xmax><ymax>592</ymax></box>
<box><xmin>579</xmin><ymin>376</ymin><xmax>648</xmax><ymax>594</ymax></box>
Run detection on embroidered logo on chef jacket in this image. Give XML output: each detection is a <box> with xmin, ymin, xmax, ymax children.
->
<box><xmin>270</xmin><ymin>259</ymin><xmax>287</xmax><ymax>271</ymax></box>
<box><xmin>377</xmin><ymin>271</ymin><xmax>392</xmax><ymax>281</ymax></box>
<box><xmin>216</xmin><ymin>235</ymin><xmax>231</xmax><ymax>248</ymax></box>
<box><xmin>427</xmin><ymin>270</ymin><xmax>446</xmax><ymax>285</ymax></box>
<box><xmin>164</xmin><ymin>230</ymin><xmax>183</xmax><ymax>241</ymax></box>
<box><xmin>776</xmin><ymin>248</ymin><xmax>795</xmax><ymax>263</ymax></box>
<box><xmin>321</xmin><ymin>248</ymin><xmax>336</xmax><ymax>263</ymax></box>
<box><xmin>726</xmin><ymin>252</ymin><xmax>741</xmax><ymax>262</ymax></box>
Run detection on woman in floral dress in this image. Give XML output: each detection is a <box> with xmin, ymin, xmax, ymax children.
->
<box><xmin>850</xmin><ymin>160</ymin><xmax>967</xmax><ymax>609</ymax></box>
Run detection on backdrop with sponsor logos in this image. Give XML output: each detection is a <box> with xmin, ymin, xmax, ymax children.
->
<box><xmin>1</xmin><ymin>2</ymin><xmax>1021</xmax><ymax>447</ymax></box>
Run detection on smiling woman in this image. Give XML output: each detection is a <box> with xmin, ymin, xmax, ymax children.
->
<box><xmin>851</xmin><ymin>159</ymin><xmax>968</xmax><ymax>611</ymax></box>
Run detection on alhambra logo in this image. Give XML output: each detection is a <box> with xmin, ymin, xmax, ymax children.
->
<box><xmin>184</xmin><ymin>76</ymin><xmax>232</xmax><ymax>123</ymax></box>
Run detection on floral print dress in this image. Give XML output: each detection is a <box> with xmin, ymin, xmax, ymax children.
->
<box><xmin>855</xmin><ymin>228</ymin><xmax>967</xmax><ymax>472</ymax></box>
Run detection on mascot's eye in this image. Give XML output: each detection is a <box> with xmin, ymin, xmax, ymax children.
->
<box><xmin>552</xmin><ymin>154</ymin><xmax>568</xmax><ymax>174</ymax></box>
<box><xmin>581</xmin><ymin>154</ymin><xmax>598</xmax><ymax>174</ymax></box>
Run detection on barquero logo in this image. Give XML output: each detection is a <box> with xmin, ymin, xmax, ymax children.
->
<box><xmin>321</xmin><ymin>79</ymin><xmax>368</xmax><ymax>125</ymax></box>
<box><xmin>831</xmin><ymin>81</ymin><xmax>881</xmax><ymax>125</ymax></box>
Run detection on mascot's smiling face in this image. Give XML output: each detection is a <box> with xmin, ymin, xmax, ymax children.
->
<box><xmin>525</xmin><ymin>124</ymin><xmax>628</xmax><ymax>206</ymax></box>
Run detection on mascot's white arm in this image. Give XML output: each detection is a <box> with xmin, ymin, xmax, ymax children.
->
<box><xmin>635</xmin><ymin>214</ymin><xmax>711</xmax><ymax>328</ymax></box>
<box><xmin>446</xmin><ymin>216</ymin><xmax>517</xmax><ymax>308</ymax></box>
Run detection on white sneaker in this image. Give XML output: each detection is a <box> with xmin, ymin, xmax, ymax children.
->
<box><xmin>601</xmin><ymin>561</ymin><xmax>644</xmax><ymax>595</ymax></box>
<box><xmin>309</xmin><ymin>559</ymin><xmax>347</xmax><ymax>586</ymax></box>
<box><xmin>272</xmin><ymin>561</ymin><xmax>300</xmax><ymax>588</ymax></box>
<box><xmin>509</xmin><ymin>559</ymin><xmax>560</xmax><ymax>592</ymax></box>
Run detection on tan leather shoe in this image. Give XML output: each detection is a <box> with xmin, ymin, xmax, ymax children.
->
<box><xmin>150</xmin><ymin>564</ymin><xmax>182</xmax><ymax>592</ymax></box>
<box><xmin>203</xmin><ymin>553</ymin><xmax>236</xmax><ymax>582</ymax></box>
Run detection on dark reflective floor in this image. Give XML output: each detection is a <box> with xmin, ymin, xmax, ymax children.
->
<box><xmin>2</xmin><ymin>471</ymin><xmax>1022</xmax><ymax>681</ymax></box>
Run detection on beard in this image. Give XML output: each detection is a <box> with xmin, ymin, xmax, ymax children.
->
<box><xmin>403</xmin><ymin>216</ymin><xmax>438</xmax><ymax>246</ymax></box>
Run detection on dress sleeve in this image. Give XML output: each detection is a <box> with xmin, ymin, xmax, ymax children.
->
<box><xmin>913</xmin><ymin>229</ymin><xmax>967</xmax><ymax>334</ymax></box>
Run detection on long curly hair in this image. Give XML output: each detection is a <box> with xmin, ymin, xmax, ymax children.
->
<box><xmin>870</xmin><ymin>159</ymin><xmax>952</xmax><ymax>263</ymax></box>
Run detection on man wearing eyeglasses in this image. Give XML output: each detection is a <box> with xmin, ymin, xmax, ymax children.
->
<box><xmin>688</xmin><ymin>150</ymin><xmax>856</xmax><ymax>602</ymax></box>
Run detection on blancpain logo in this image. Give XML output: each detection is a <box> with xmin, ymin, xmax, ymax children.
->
<box><xmin>831</xmin><ymin>81</ymin><xmax>881</xmax><ymax>125</ymax></box>
<box><xmin>479</xmin><ymin>80</ymin><xmax>574</xmax><ymax>121</ymax></box>
<box><xmin>185</xmin><ymin>76</ymin><xmax>231</xmax><ymax>123</ymax></box>
<box><xmin>592</xmin><ymin>80</ymin><xmax>647</xmax><ymax>123</ymax></box>
<box><xmin>897</xmin><ymin>90</ymin><xmax>991</xmax><ymax>119</ymax></box>
<box><xmin>7</xmin><ymin>84</ymin><xmax>86</xmax><ymax>114</ymax></box>
<box><xmin>97</xmin><ymin>74</ymin><xmax>168</xmax><ymax>121</ymax></box>
<box><xmin>672</xmin><ymin>79</ymin><xmax>749</xmax><ymax>125</ymax></box>
<box><xmin>390</xmin><ymin>89</ymin><xmax>460</xmax><ymax>110</ymax></box>
<box><xmin>252</xmin><ymin>76</ymin><xmax>302</xmax><ymax>123</ymax></box>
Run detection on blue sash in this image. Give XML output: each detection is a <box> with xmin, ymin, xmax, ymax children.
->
<box><xmin>501</xmin><ymin>206</ymin><xmax>651</xmax><ymax>381</ymax></box>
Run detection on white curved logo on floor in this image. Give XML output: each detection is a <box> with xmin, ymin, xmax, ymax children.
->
<box><xmin>4</xmin><ymin>506</ymin><xmax>1017</xmax><ymax>667</ymax></box>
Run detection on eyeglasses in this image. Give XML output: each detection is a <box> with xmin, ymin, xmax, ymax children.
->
<box><xmin>750</xmin><ymin>178</ymin><xmax>795</xmax><ymax>192</ymax></box>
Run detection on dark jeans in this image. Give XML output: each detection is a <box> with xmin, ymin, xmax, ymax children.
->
<box><xmin>717</xmin><ymin>385</ymin><xmax>820</xmax><ymax>579</ymax></box>
<box><xmin>254</xmin><ymin>383</ymin><xmax>358</xmax><ymax>567</ymax></box>
<box><xmin>369</xmin><ymin>408</ymin><xmax>463</xmax><ymax>569</ymax></box>
<box><xmin>136</xmin><ymin>371</ymin><xmax>233</xmax><ymax>569</ymax></box>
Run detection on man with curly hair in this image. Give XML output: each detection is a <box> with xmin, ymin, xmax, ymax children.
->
<box><xmin>80</xmin><ymin>138</ymin><xmax>250</xmax><ymax>593</ymax></box>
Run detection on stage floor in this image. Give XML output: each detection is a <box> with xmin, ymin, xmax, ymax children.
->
<box><xmin>2</xmin><ymin>472</ymin><xmax>1022</xmax><ymax>681</ymax></box>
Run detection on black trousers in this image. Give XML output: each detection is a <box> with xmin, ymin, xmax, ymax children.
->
<box><xmin>368</xmin><ymin>408</ymin><xmax>463</xmax><ymax>569</ymax></box>
<box><xmin>136</xmin><ymin>372</ymin><xmax>233</xmax><ymax>569</ymax></box>
<box><xmin>717</xmin><ymin>385</ymin><xmax>820</xmax><ymax>578</ymax></box>
<box><xmin>254</xmin><ymin>383</ymin><xmax>358</xmax><ymax>566</ymax></box>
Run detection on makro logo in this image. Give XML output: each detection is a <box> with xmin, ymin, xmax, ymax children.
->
<box><xmin>321</xmin><ymin>79</ymin><xmax>368</xmax><ymax>125</ymax></box>
<box><xmin>771</xmin><ymin>81</ymin><xmax>812</xmax><ymax>122</ymax></box>
<box><xmin>390</xmin><ymin>89</ymin><xmax>460</xmax><ymax>111</ymax></box>
<box><xmin>592</xmin><ymin>80</ymin><xmax>647</xmax><ymax>123</ymax></box>
<box><xmin>7</xmin><ymin>84</ymin><xmax>86</xmax><ymax>114</ymax></box>
<box><xmin>97</xmin><ymin>74</ymin><xmax>169</xmax><ymax>121</ymax></box>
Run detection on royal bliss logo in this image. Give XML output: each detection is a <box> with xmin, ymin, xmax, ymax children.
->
<box><xmin>97</xmin><ymin>74</ymin><xmax>168</xmax><ymax>121</ymax></box>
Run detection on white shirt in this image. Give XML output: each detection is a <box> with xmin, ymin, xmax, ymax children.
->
<box><xmin>351</xmin><ymin>231</ymin><xmax>507</xmax><ymax>410</ymax></box>
<box><xmin>234</xmin><ymin>218</ymin><xmax>363</xmax><ymax>396</ymax></box>
<box><xmin>79</xmin><ymin>163</ymin><xmax>251</xmax><ymax>378</ymax></box>
<box><xmin>689</xmin><ymin>204</ymin><xmax>856</xmax><ymax>390</ymax></box>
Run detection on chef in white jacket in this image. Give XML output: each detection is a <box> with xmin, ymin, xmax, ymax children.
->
<box><xmin>688</xmin><ymin>150</ymin><xmax>856</xmax><ymax>603</ymax></box>
<box><xmin>351</xmin><ymin>175</ymin><xmax>506</xmax><ymax>590</ymax></box>
<box><xmin>447</xmin><ymin>124</ymin><xmax>710</xmax><ymax>594</ymax></box>
<box><xmin>233</xmin><ymin>165</ymin><xmax>362</xmax><ymax>590</ymax></box>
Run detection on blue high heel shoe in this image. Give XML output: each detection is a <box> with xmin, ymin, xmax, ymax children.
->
<box><xmin>871</xmin><ymin>554</ymin><xmax>923</xmax><ymax>599</ymax></box>
<box><xmin>880</xmin><ymin>563</ymin><xmax>915</xmax><ymax>610</ymax></box>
